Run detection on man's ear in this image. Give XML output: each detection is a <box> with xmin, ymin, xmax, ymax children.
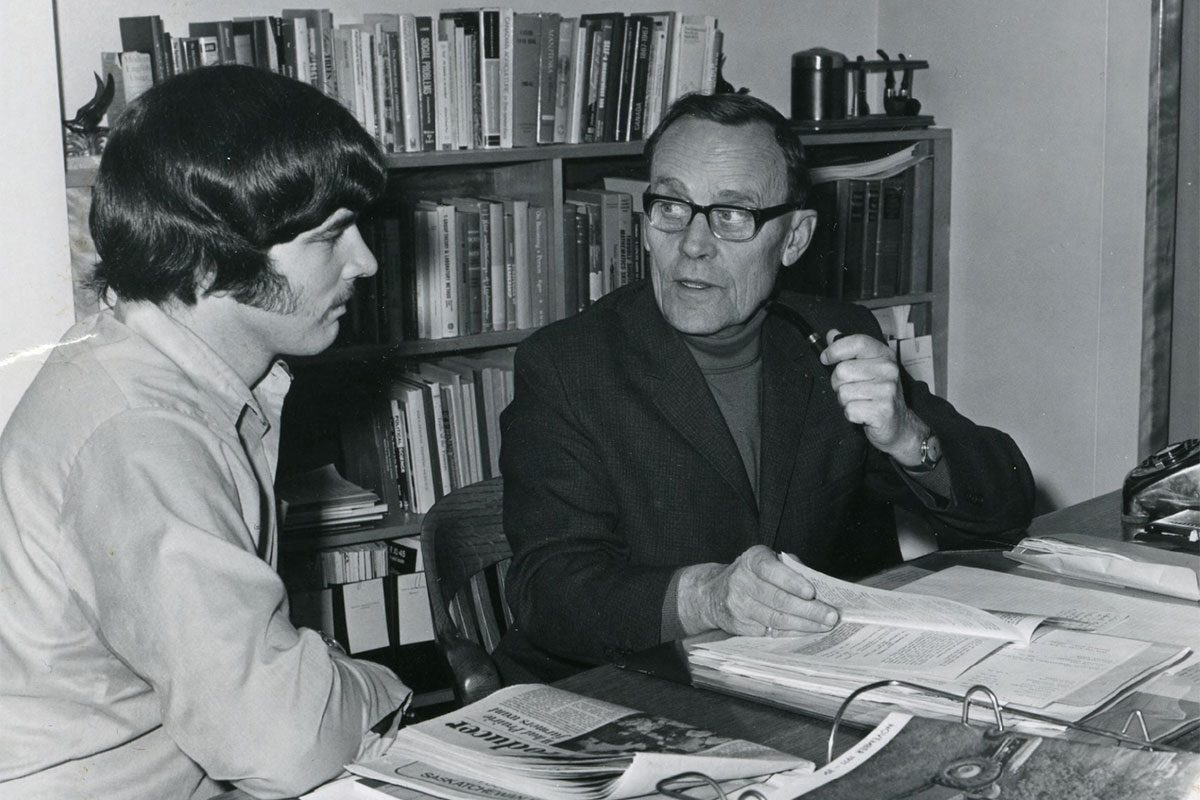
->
<box><xmin>781</xmin><ymin>209</ymin><xmax>818</xmax><ymax>267</ymax></box>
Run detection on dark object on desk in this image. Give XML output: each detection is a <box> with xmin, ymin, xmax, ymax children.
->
<box><xmin>1121</xmin><ymin>437</ymin><xmax>1199</xmax><ymax>543</ymax></box>
<box><xmin>791</xmin><ymin>47</ymin><xmax>847</xmax><ymax>122</ymax></box>
<box><xmin>419</xmin><ymin>476</ymin><xmax>511</xmax><ymax>706</ymax></box>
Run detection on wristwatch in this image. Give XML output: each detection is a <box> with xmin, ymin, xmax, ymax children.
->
<box><xmin>918</xmin><ymin>433</ymin><xmax>942</xmax><ymax>470</ymax></box>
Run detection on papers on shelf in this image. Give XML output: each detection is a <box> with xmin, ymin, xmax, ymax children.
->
<box><xmin>1005</xmin><ymin>533</ymin><xmax>1200</xmax><ymax>601</ymax></box>
<box><xmin>349</xmin><ymin>684</ymin><xmax>808</xmax><ymax>800</ymax></box>
<box><xmin>809</xmin><ymin>144</ymin><xmax>927</xmax><ymax>184</ymax></box>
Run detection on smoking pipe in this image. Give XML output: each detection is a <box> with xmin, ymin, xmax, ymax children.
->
<box><xmin>897</xmin><ymin>53</ymin><xmax>922</xmax><ymax>115</ymax></box>
<box><xmin>876</xmin><ymin>49</ymin><xmax>907</xmax><ymax>116</ymax></box>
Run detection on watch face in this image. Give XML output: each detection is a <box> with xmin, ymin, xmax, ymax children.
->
<box><xmin>923</xmin><ymin>435</ymin><xmax>942</xmax><ymax>467</ymax></box>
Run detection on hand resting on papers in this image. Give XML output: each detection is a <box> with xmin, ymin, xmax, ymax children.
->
<box><xmin>675</xmin><ymin>545</ymin><xmax>841</xmax><ymax>637</ymax></box>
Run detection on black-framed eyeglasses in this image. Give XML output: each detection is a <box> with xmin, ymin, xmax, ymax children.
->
<box><xmin>642</xmin><ymin>192</ymin><xmax>800</xmax><ymax>242</ymax></box>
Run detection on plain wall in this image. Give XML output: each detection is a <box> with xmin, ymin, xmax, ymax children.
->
<box><xmin>13</xmin><ymin>1</ymin><xmax>1151</xmax><ymax>510</ymax></box>
<box><xmin>0</xmin><ymin>6</ymin><xmax>76</xmax><ymax>426</ymax></box>
<box><xmin>879</xmin><ymin>0</ymin><xmax>1148</xmax><ymax>509</ymax></box>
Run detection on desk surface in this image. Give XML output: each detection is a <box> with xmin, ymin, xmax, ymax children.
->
<box><xmin>1027</xmin><ymin>489</ymin><xmax>1121</xmax><ymax>539</ymax></box>
<box><xmin>219</xmin><ymin>492</ymin><xmax>1178</xmax><ymax>797</ymax></box>
<box><xmin>566</xmin><ymin>490</ymin><xmax>1186</xmax><ymax>765</ymax></box>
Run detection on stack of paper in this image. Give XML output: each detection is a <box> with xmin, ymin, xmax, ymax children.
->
<box><xmin>349</xmin><ymin>684</ymin><xmax>806</xmax><ymax>800</ymax></box>
<box><xmin>1006</xmin><ymin>533</ymin><xmax>1200</xmax><ymax>601</ymax></box>
<box><xmin>689</xmin><ymin>560</ymin><xmax>1193</xmax><ymax>737</ymax></box>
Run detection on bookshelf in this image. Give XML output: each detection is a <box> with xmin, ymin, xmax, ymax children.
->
<box><xmin>63</xmin><ymin>125</ymin><xmax>952</xmax><ymax>534</ymax></box>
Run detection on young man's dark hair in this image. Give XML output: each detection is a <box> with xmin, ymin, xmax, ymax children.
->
<box><xmin>90</xmin><ymin>64</ymin><xmax>386</xmax><ymax>307</ymax></box>
<box><xmin>643</xmin><ymin>92</ymin><xmax>811</xmax><ymax>206</ymax></box>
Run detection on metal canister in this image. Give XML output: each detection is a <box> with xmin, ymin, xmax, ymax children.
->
<box><xmin>791</xmin><ymin>48</ymin><xmax>847</xmax><ymax>121</ymax></box>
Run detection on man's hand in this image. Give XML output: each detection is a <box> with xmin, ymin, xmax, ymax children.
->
<box><xmin>676</xmin><ymin>545</ymin><xmax>840</xmax><ymax>637</ymax></box>
<box><xmin>820</xmin><ymin>329</ymin><xmax>928</xmax><ymax>467</ymax></box>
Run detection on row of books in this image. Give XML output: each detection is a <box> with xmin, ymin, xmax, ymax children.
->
<box><xmin>281</xmin><ymin>536</ymin><xmax>421</xmax><ymax>591</ymax></box>
<box><xmin>340</xmin><ymin>182</ymin><xmax>649</xmax><ymax>347</ymax></box>
<box><xmin>339</xmin><ymin>352</ymin><xmax>515</xmax><ymax>517</ymax></box>
<box><xmin>791</xmin><ymin>144</ymin><xmax>934</xmax><ymax>302</ymax></box>
<box><xmin>107</xmin><ymin>10</ymin><xmax>722</xmax><ymax>151</ymax></box>
<box><xmin>412</xmin><ymin>196</ymin><xmax>555</xmax><ymax>340</ymax></box>
<box><xmin>566</xmin><ymin>183</ymin><xmax>650</xmax><ymax>309</ymax></box>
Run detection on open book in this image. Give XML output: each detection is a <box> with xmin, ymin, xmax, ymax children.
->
<box><xmin>781</xmin><ymin>553</ymin><xmax>1053</xmax><ymax>643</ymax></box>
<box><xmin>690</xmin><ymin>559</ymin><xmax>1190</xmax><ymax>733</ymax></box>
<box><xmin>348</xmin><ymin>684</ymin><xmax>808</xmax><ymax>800</ymax></box>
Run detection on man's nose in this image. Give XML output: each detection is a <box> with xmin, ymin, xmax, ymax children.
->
<box><xmin>343</xmin><ymin>225</ymin><xmax>378</xmax><ymax>278</ymax></box>
<box><xmin>680</xmin><ymin>210</ymin><xmax>718</xmax><ymax>258</ymax></box>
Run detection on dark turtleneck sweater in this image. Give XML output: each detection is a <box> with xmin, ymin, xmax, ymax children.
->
<box><xmin>681</xmin><ymin>306</ymin><xmax>769</xmax><ymax>503</ymax></box>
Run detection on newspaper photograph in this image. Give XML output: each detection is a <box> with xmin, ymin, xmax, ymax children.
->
<box><xmin>348</xmin><ymin>684</ymin><xmax>809</xmax><ymax>800</ymax></box>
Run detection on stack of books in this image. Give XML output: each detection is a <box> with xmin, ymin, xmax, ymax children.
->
<box><xmin>276</xmin><ymin>463</ymin><xmax>388</xmax><ymax>535</ymax></box>
<box><xmin>105</xmin><ymin>10</ymin><xmax>723</xmax><ymax>150</ymax></box>
<box><xmin>790</xmin><ymin>143</ymin><xmax>934</xmax><ymax>302</ymax></box>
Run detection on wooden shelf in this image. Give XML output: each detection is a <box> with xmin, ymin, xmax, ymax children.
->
<box><xmin>294</xmin><ymin>327</ymin><xmax>535</xmax><ymax>368</ymax></box>
<box><xmin>854</xmin><ymin>292</ymin><xmax>936</xmax><ymax>309</ymax></box>
<box><xmin>281</xmin><ymin>514</ymin><xmax>423</xmax><ymax>552</ymax></box>
<box><xmin>62</xmin><ymin>131</ymin><xmax>951</xmax><ymax>188</ymax></box>
<box><xmin>382</xmin><ymin>140</ymin><xmax>643</xmax><ymax>168</ymax></box>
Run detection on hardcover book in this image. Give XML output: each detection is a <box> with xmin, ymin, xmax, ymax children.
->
<box><xmin>187</xmin><ymin>21</ymin><xmax>236</xmax><ymax>65</ymax></box>
<box><xmin>282</xmin><ymin>8</ymin><xmax>337</xmax><ymax>95</ymax></box>
<box><xmin>511</xmin><ymin>13</ymin><xmax>543</xmax><ymax>148</ymax></box>
<box><xmin>118</xmin><ymin>15</ymin><xmax>169</xmax><ymax>84</ymax></box>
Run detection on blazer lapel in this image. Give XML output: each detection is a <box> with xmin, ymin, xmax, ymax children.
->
<box><xmin>757</xmin><ymin>314</ymin><xmax>818</xmax><ymax>546</ymax></box>
<box><xmin>617</xmin><ymin>288</ymin><xmax>757</xmax><ymax>512</ymax></box>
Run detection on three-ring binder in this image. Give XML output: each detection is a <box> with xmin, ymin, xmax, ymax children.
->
<box><xmin>825</xmin><ymin>679</ymin><xmax>1182</xmax><ymax>764</ymax></box>
<box><xmin>656</xmin><ymin>677</ymin><xmax>1185</xmax><ymax>800</ymax></box>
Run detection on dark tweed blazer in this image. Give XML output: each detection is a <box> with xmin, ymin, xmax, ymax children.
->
<box><xmin>496</xmin><ymin>280</ymin><xmax>1034</xmax><ymax>681</ymax></box>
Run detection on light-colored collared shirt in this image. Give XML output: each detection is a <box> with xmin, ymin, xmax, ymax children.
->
<box><xmin>0</xmin><ymin>302</ymin><xmax>409</xmax><ymax>800</ymax></box>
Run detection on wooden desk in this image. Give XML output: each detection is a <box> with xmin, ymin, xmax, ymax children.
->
<box><xmin>1027</xmin><ymin>489</ymin><xmax>1121</xmax><ymax>539</ymax></box>
<box><xmin>215</xmin><ymin>493</ymin><xmax>1182</xmax><ymax>797</ymax></box>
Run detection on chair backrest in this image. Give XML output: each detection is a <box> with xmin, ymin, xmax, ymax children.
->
<box><xmin>419</xmin><ymin>477</ymin><xmax>511</xmax><ymax>703</ymax></box>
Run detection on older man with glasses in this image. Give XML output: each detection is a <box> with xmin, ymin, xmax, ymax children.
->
<box><xmin>496</xmin><ymin>92</ymin><xmax>1034</xmax><ymax>683</ymax></box>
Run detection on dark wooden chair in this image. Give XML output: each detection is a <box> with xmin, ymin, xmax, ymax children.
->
<box><xmin>418</xmin><ymin>476</ymin><xmax>511</xmax><ymax>706</ymax></box>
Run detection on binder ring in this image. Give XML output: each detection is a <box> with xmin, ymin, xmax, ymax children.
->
<box><xmin>960</xmin><ymin>684</ymin><xmax>1004</xmax><ymax>731</ymax></box>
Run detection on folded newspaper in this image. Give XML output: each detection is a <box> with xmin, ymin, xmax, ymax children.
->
<box><xmin>1005</xmin><ymin>532</ymin><xmax>1200</xmax><ymax>601</ymax></box>
<box><xmin>348</xmin><ymin>684</ymin><xmax>809</xmax><ymax>800</ymax></box>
